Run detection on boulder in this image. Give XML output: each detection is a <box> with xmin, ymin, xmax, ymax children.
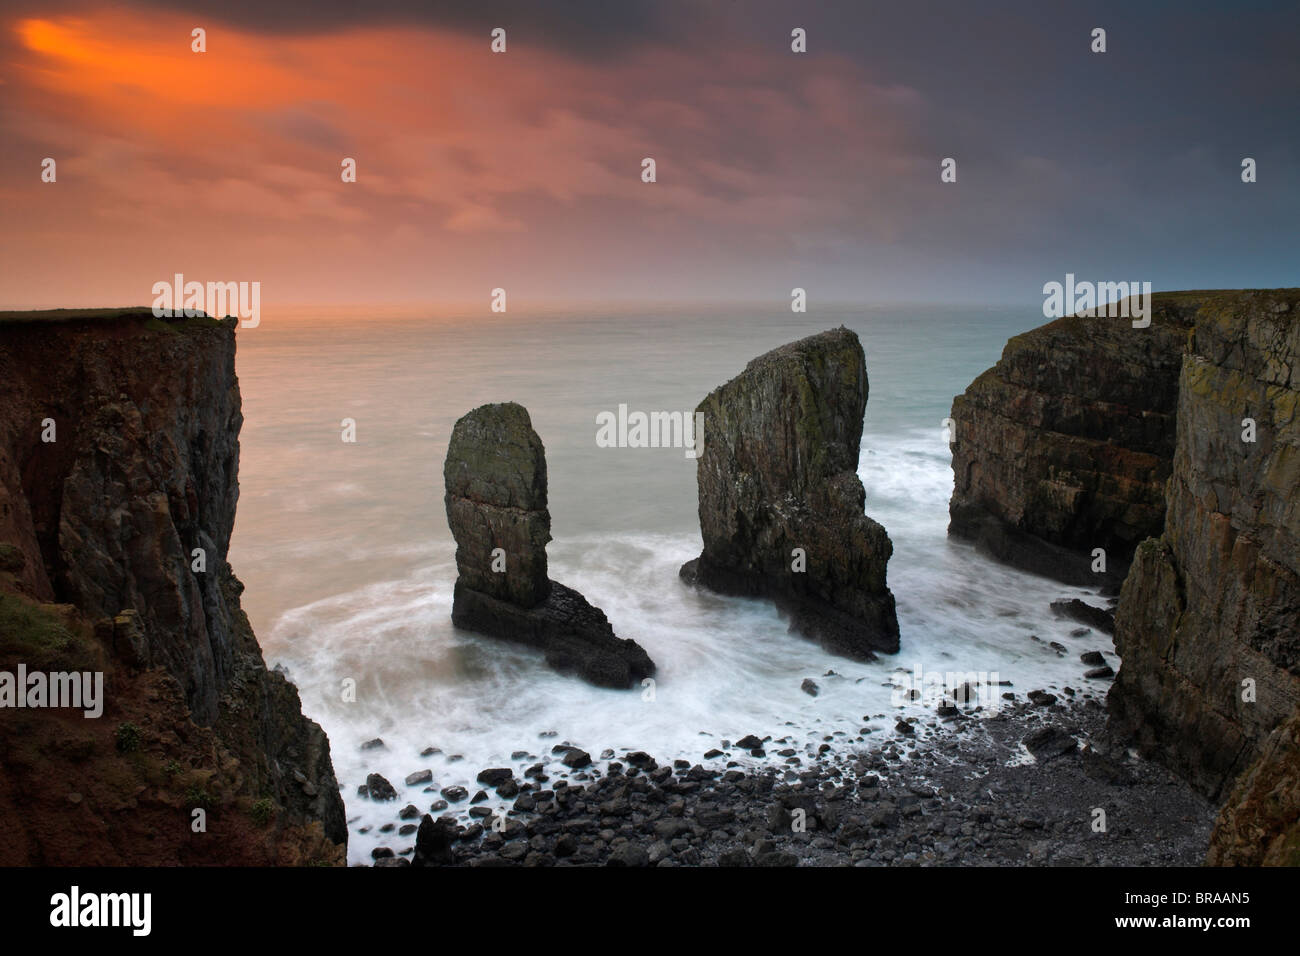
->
<box><xmin>444</xmin><ymin>402</ymin><xmax>655</xmax><ymax>688</ymax></box>
<box><xmin>680</xmin><ymin>328</ymin><xmax>899</xmax><ymax>658</ymax></box>
<box><xmin>411</xmin><ymin>814</ymin><xmax>456</xmax><ymax>867</ymax></box>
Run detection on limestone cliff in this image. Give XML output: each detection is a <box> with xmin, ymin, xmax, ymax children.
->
<box><xmin>948</xmin><ymin>295</ymin><xmax>1200</xmax><ymax>586</ymax></box>
<box><xmin>680</xmin><ymin>327</ymin><xmax>899</xmax><ymax>658</ymax></box>
<box><xmin>444</xmin><ymin>402</ymin><xmax>656</xmax><ymax>689</ymax></box>
<box><xmin>0</xmin><ymin>309</ymin><xmax>346</xmax><ymax>864</ymax></box>
<box><xmin>1109</xmin><ymin>290</ymin><xmax>1300</xmax><ymax>802</ymax></box>
<box><xmin>949</xmin><ymin>289</ymin><xmax>1300</xmax><ymax>864</ymax></box>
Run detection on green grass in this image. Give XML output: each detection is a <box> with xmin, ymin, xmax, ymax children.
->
<box><xmin>115</xmin><ymin>722</ymin><xmax>142</xmax><ymax>754</ymax></box>
<box><xmin>0</xmin><ymin>591</ymin><xmax>95</xmax><ymax>670</ymax></box>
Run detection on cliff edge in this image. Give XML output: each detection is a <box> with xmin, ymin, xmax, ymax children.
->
<box><xmin>0</xmin><ymin>309</ymin><xmax>346</xmax><ymax>865</ymax></box>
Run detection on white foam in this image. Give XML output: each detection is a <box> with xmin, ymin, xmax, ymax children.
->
<box><xmin>268</xmin><ymin>434</ymin><xmax>1117</xmax><ymax>863</ymax></box>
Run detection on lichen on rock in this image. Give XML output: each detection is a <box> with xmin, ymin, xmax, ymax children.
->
<box><xmin>679</xmin><ymin>327</ymin><xmax>899</xmax><ymax>659</ymax></box>
<box><xmin>444</xmin><ymin>402</ymin><xmax>655</xmax><ymax>689</ymax></box>
<box><xmin>1109</xmin><ymin>290</ymin><xmax>1300</xmax><ymax>802</ymax></box>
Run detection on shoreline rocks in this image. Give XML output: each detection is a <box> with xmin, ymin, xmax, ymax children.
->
<box><xmin>680</xmin><ymin>328</ymin><xmax>899</xmax><ymax>658</ymax></box>
<box><xmin>947</xmin><ymin>288</ymin><xmax>1300</xmax><ymax>863</ymax></box>
<box><xmin>358</xmin><ymin>693</ymin><xmax>1213</xmax><ymax>868</ymax></box>
<box><xmin>444</xmin><ymin>402</ymin><xmax>655</xmax><ymax>688</ymax></box>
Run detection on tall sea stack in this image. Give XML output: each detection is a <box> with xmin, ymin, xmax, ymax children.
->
<box><xmin>444</xmin><ymin>402</ymin><xmax>655</xmax><ymax>689</ymax></box>
<box><xmin>680</xmin><ymin>327</ymin><xmax>899</xmax><ymax>658</ymax></box>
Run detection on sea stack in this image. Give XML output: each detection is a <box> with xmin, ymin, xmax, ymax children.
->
<box><xmin>444</xmin><ymin>401</ymin><xmax>655</xmax><ymax>688</ymax></box>
<box><xmin>680</xmin><ymin>327</ymin><xmax>899</xmax><ymax>658</ymax></box>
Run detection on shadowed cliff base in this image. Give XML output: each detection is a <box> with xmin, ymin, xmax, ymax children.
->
<box><xmin>681</xmin><ymin>327</ymin><xmax>899</xmax><ymax>659</ymax></box>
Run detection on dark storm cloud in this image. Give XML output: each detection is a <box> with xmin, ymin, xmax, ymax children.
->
<box><xmin>66</xmin><ymin>0</ymin><xmax>679</xmax><ymax>55</ymax></box>
<box><xmin>2</xmin><ymin>0</ymin><xmax>1295</xmax><ymax>303</ymax></box>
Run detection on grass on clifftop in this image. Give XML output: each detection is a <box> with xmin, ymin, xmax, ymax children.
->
<box><xmin>0</xmin><ymin>308</ymin><xmax>226</xmax><ymax>332</ymax></box>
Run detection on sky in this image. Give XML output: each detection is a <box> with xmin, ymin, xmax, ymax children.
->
<box><xmin>0</xmin><ymin>0</ymin><xmax>1297</xmax><ymax>310</ymax></box>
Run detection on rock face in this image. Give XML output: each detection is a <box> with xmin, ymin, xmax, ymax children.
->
<box><xmin>948</xmin><ymin>295</ymin><xmax>1200</xmax><ymax>586</ymax></box>
<box><xmin>680</xmin><ymin>327</ymin><xmax>899</xmax><ymax>658</ymax></box>
<box><xmin>444</xmin><ymin>402</ymin><xmax>655</xmax><ymax>688</ymax></box>
<box><xmin>1207</xmin><ymin>706</ymin><xmax>1300</xmax><ymax>865</ymax></box>
<box><xmin>1109</xmin><ymin>290</ymin><xmax>1300</xmax><ymax>801</ymax></box>
<box><xmin>0</xmin><ymin>309</ymin><xmax>346</xmax><ymax>862</ymax></box>
<box><xmin>950</xmin><ymin>290</ymin><xmax>1300</xmax><ymax>862</ymax></box>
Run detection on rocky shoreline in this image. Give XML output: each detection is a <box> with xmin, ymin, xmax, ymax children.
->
<box><xmin>355</xmin><ymin>684</ymin><xmax>1214</xmax><ymax>867</ymax></box>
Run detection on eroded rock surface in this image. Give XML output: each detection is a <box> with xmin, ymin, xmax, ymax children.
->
<box><xmin>1109</xmin><ymin>290</ymin><xmax>1300</xmax><ymax>801</ymax></box>
<box><xmin>444</xmin><ymin>402</ymin><xmax>655</xmax><ymax>688</ymax></box>
<box><xmin>948</xmin><ymin>295</ymin><xmax>1200</xmax><ymax>586</ymax></box>
<box><xmin>0</xmin><ymin>309</ymin><xmax>346</xmax><ymax>862</ymax></box>
<box><xmin>680</xmin><ymin>327</ymin><xmax>898</xmax><ymax>658</ymax></box>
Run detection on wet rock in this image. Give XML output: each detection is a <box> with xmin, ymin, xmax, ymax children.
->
<box><xmin>680</xmin><ymin>328</ymin><xmax>899</xmax><ymax>658</ymax></box>
<box><xmin>801</xmin><ymin>678</ymin><xmax>820</xmax><ymax>697</ymax></box>
<box><xmin>561</xmin><ymin>749</ymin><xmax>592</xmax><ymax>769</ymax></box>
<box><xmin>1050</xmin><ymin>599</ymin><xmax>1116</xmax><ymax>635</ymax></box>
<box><xmin>411</xmin><ymin>814</ymin><xmax>456</xmax><ymax>866</ymax></box>
<box><xmin>1022</xmin><ymin>726</ymin><xmax>1077</xmax><ymax>760</ymax></box>
<box><xmin>366</xmin><ymin>773</ymin><xmax>398</xmax><ymax>802</ymax></box>
<box><xmin>405</xmin><ymin>770</ymin><xmax>432</xmax><ymax>787</ymax></box>
<box><xmin>476</xmin><ymin>768</ymin><xmax>513</xmax><ymax>787</ymax></box>
<box><xmin>607</xmin><ymin>843</ymin><xmax>650</xmax><ymax>867</ymax></box>
<box><xmin>444</xmin><ymin>402</ymin><xmax>656</xmax><ymax>689</ymax></box>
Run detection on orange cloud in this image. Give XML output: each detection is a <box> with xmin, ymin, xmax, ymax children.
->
<box><xmin>2</xmin><ymin>8</ymin><xmax>923</xmax><ymax>306</ymax></box>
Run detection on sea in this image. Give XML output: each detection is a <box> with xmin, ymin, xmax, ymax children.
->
<box><xmin>228</xmin><ymin>302</ymin><xmax>1115</xmax><ymax>863</ymax></box>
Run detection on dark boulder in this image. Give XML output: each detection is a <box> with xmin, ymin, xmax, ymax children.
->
<box><xmin>365</xmin><ymin>773</ymin><xmax>397</xmax><ymax>802</ymax></box>
<box><xmin>411</xmin><ymin>814</ymin><xmax>456</xmax><ymax>866</ymax></box>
